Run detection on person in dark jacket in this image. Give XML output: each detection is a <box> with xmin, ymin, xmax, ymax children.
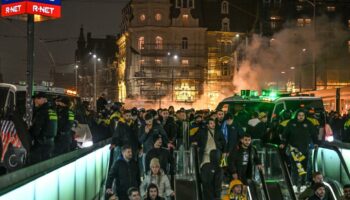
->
<box><xmin>145</xmin><ymin>134</ymin><xmax>173</xmax><ymax>175</ymax></box>
<box><xmin>54</xmin><ymin>96</ymin><xmax>74</xmax><ymax>155</ymax></box>
<box><xmin>196</xmin><ymin>118</ymin><xmax>226</xmax><ymax>167</ymax></box>
<box><xmin>139</xmin><ymin>113</ymin><xmax>168</xmax><ymax>154</ymax></box>
<box><xmin>342</xmin><ymin>184</ymin><xmax>350</xmax><ymax>200</ymax></box>
<box><xmin>144</xmin><ymin>183</ymin><xmax>165</xmax><ymax>200</ymax></box>
<box><xmin>96</xmin><ymin>93</ymin><xmax>108</xmax><ymax>113</ymax></box>
<box><xmin>222</xmin><ymin>113</ymin><xmax>244</xmax><ymax>154</ymax></box>
<box><xmin>281</xmin><ymin>109</ymin><xmax>318</xmax><ymax>184</ymax></box>
<box><xmin>298</xmin><ymin>172</ymin><xmax>334</xmax><ymax>200</ymax></box>
<box><xmin>175</xmin><ymin>109</ymin><xmax>190</xmax><ymax>150</ymax></box>
<box><xmin>159</xmin><ymin>109</ymin><xmax>177</xmax><ymax>148</ymax></box>
<box><xmin>227</xmin><ymin>133</ymin><xmax>262</xmax><ymax>185</ymax></box>
<box><xmin>250</xmin><ymin>112</ymin><xmax>269</xmax><ymax>142</ymax></box>
<box><xmin>200</xmin><ymin>149</ymin><xmax>222</xmax><ymax>200</ymax></box>
<box><xmin>106</xmin><ymin>145</ymin><xmax>141</xmax><ymax>200</ymax></box>
<box><xmin>28</xmin><ymin>92</ymin><xmax>58</xmax><ymax>164</ymax></box>
<box><xmin>308</xmin><ymin>183</ymin><xmax>327</xmax><ymax>200</ymax></box>
<box><xmin>111</xmin><ymin>110</ymin><xmax>140</xmax><ymax>161</ymax></box>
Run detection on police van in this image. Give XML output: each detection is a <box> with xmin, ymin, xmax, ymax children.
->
<box><xmin>0</xmin><ymin>83</ymin><xmax>93</xmax><ymax>173</ymax></box>
<box><xmin>216</xmin><ymin>90</ymin><xmax>326</xmax><ymax>129</ymax></box>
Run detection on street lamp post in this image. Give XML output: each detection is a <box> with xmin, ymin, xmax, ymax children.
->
<box><xmin>75</xmin><ymin>65</ymin><xmax>79</xmax><ymax>92</ymax></box>
<box><xmin>93</xmin><ymin>54</ymin><xmax>97</xmax><ymax>110</ymax></box>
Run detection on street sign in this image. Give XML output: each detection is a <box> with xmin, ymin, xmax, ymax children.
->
<box><xmin>1</xmin><ymin>0</ymin><xmax>61</xmax><ymax>18</ymax></box>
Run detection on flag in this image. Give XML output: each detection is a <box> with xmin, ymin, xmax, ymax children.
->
<box><xmin>1</xmin><ymin>120</ymin><xmax>23</xmax><ymax>161</ymax></box>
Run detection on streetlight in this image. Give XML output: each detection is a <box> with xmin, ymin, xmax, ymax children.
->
<box><xmin>92</xmin><ymin>54</ymin><xmax>98</xmax><ymax>110</ymax></box>
<box><xmin>75</xmin><ymin>64</ymin><xmax>79</xmax><ymax>92</ymax></box>
<box><xmin>167</xmin><ymin>53</ymin><xmax>179</xmax><ymax>102</ymax></box>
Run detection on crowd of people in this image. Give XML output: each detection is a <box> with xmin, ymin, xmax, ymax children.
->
<box><xmin>3</xmin><ymin>91</ymin><xmax>350</xmax><ymax>200</ymax></box>
<box><xmin>93</xmin><ymin>95</ymin><xmax>350</xmax><ymax>200</ymax></box>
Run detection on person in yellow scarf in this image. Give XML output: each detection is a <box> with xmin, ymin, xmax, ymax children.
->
<box><xmin>222</xmin><ymin>179</ymin><xmax>247</xmax><ymax>200</ymax></box>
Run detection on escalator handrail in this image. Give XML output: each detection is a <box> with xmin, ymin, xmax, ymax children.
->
<box><xmin>316</xmin><ymin>143</ymin><xmax>350</xmax><ymax>180</ymax></box>
<box><xmin>258</xmin><ymin>168</ymin><xmax>271</xmax><ymax>200</ymax></box>
<box><xmin>191</xmin><ymin>144</ymin><xmax>202</xmax><ymax>200</ymax></box>
<box><xmin>263</xmin><ymin>143</ymin><xmax>298</xmax><ymax>200</ymax></box>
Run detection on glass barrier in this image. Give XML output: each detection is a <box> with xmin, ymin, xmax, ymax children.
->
<box><xmin>314</xmin><ymin>147</ymin><xmax>350</xmax><ymax>187</ymax></box>
<box><xmin>0</xmin><ymin>144</ymin><xmax>110</xmax><ymax>200</ymax></box>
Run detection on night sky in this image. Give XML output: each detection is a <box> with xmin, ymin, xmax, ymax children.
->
<box><xmin>0</xmin><ymin>0</ymin><xmax>128</xmax><ymax>83</ymax></box>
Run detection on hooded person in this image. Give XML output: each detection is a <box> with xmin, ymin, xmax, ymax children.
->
<box><xmin>282</xmin><ymin>109</ymin><xmax>318</xmax><ymax>184</ymax></box>
<box><xmin>201</xmin><ymin>149</ymin><xmax>223</xmax><ymax>200</ymax></box>
<box><xmin>222</xmin><ymin>179</ymin><xmax>247</xmax><ymax>200</ymax></box>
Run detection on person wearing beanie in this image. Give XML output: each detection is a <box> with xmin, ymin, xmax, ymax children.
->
<box><xmin>145</xmin><ymin>134</ymin><xmax>174</xmax><ymax>175</ymax></box>
<box><xmin>222</xmin><ymin>179</ymin><xmax>247</xmax><ymax>200</ymax></box>
<box><xmin>308</xmin><ymin>183</ymin><xmax>327</xmax><ymax>200</ymax></box>
<box><xmin>140</xmin><ymin>158</ymin><xmax>174</xmax><ymax>199</ymax></box>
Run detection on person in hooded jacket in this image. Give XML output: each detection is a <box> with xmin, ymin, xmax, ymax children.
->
<box><xmin>145</xmin><ymin>134</ymin><xmax>174</xmax><ymax>175</ymax></box>
<box><xmin>222</xmin><ymin>179</ymin><xmax>247</xmax><ymax>200</ymax></box>
<box><xmin>200</xmin><ymin>149</ymin><xmax>223</xmax><ymax>200</ymax></box>
<box><xmin>106</xmin><ymin>145</ymin><xmax>141</xmax><ymax>200</ymax></box>
<box><xmin>308</xmin><ymin>183</ymin><xmax>328</xmax><ymax>200</ymax></box>
<box><xmin>281</xmin><ymin>109</ymin><xmax>318</xmax><ymax>184</ymax></box>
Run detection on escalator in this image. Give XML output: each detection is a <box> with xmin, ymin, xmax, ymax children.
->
<box><xmin>254</xmin><ymin>143</ymin><xmax>297</xmax><ymax>200</ymax></box>
<box><xmin>312</xmin><ymin>142</ymin><xmax>350</xmax><ymax>199</ymax></box>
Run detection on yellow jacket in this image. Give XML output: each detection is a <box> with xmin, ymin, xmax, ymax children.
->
<box><xmin>222</xmin><ymin>180</ymin><xmax>247</xmax><ymax>200</ymax></box>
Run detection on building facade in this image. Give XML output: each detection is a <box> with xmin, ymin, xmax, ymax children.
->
<box><xmin>118</xmin><ymin>0</ymin><xmax>207</xmax><ymax>104</ymax></box>
<box><xmin>75</xmin><ymin>27</ymin><xmax>118</xmax><ymax>101</ymax></box>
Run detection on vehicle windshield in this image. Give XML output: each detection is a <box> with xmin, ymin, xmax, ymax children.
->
<box><xmin>0</xmin><ymin>87</ymin><xmax>9</xmax><ymax>110</ymax></box>
<box><xmin>285</xmin><ymin>99</ymin><xmax>324</xmax><ymax>113</ymax></box>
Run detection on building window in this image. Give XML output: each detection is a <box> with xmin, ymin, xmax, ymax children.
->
<box><xmin>222</xmin><ymin>18</ymin><xmax>230</xmax><ymax>32</ymax></box>
<box><xmin>181</xmin><ymin>59</ymin><xmax>189</xmax><ymax>65</ymax></box>
<box><xmin>138</xmin><ymin>37</ymin><xmax>145</xmax><ymax>50</ymax></box>
<box><xmin>182</xmin><ymin>37</ymin><xmax>188</xmax><ymax>49</ymax></box>
<box><xmin>296</xmin><ymin>5</ymin><xmax>303</xmax><ymax>11</ymax></box>
<box><xmin>297</xmin><ymin>18</ymin><xmax>311</xmax><ymax>27</ymax></box>
<box><xmin>155</xmin><ymin>36</ymin><xmax>163</xmax><ymax>49</ymax></box>
<box><xmin>189</xmin><ymin>0</ymin><xmax>194</xmax><ymax>8</ymax></box>
<box><xmin>221</xmin><ymin>1</ymin><xmax>229</xmax><ymax>14</ymax></box>
<box><xmin>327</xmin><ymin>6</ymin><xmax>336</xmax><ymax>12</ymax></box>
<box><xmin>222</xmin><ymin>62</ymin><xmax>229</xmax><ymax>76</ymax></box>
<box><xmin>155</xmin><ymin>13</ymin><xmax>162</xmax><ymax>21</ymax></box>
<box><xmin>182</xmin><ymin>14</ymin><xmax>189</xmax><ymax>26</ymax></box>
<box><xmin>140</xmin><ymin>14</ymin><xmax>146</xmax><ymax>22</ymax></box>
<box><xmin>176</xmin><ymin>0</ymin><xmax>181</xmax><ymax>8</ymax></box>
<box><xmin>155</xmin><ymin>59</ymin><xmax>162</xmax><ymax>65</ymax></box>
